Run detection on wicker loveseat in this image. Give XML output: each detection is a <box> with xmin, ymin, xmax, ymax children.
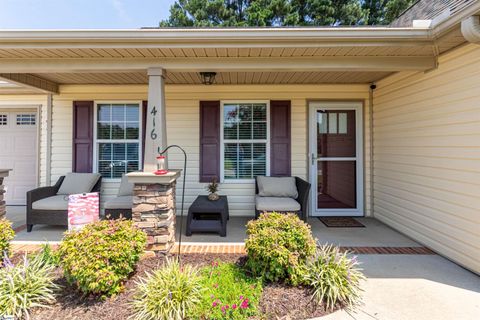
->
<box><xmin>26</xmin><ymin>173</ymin><xmax>102</xmax><ymax>232</ymax></box>
<box><xmin>254</xmin><ymin>176</ymin><xmax>311</xmax><ymax>221</ymax></box>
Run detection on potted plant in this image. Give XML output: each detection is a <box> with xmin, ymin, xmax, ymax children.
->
<box><xmin>206</xmin><ymin>177</ymin><xmax>220</xmax><ymax>201</ymax></box>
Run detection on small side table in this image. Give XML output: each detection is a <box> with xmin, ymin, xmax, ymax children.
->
<box><xmin>186</xmin><ymin>195</ymin><xmax>229</xmax><ymax>237</ymax></box>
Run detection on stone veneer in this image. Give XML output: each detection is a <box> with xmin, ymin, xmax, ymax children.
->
<box><xmin>127</xmin><ymin>170</ymin><xmax>180</xmax><ymax>254</ymax></box>
<box><xmin>0</xmin><ymin>169</ymin><xmax>9</xmax><ymax>219</ymax></box>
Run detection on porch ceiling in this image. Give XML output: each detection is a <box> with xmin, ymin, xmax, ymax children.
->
<box><xmin>31</xmin><ymin>71</ymin><xmax>393</xmax><ymax>85</ymax></box>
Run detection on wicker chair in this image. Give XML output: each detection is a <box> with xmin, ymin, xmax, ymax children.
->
<box><xmin>254</xmin><ymin>176</ymin><xmax>311</xmax><ymax>221</ymax></box>
<box><xmin>26</xmin><ymin>175</ymin><xmax>102</xmax><ymax>232</ymax></box>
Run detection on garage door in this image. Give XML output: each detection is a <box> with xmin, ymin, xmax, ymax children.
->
<box><xmin>0</xmin><ymin>110</ymin><xmax>38</xmax><ymax>205</ymax></box>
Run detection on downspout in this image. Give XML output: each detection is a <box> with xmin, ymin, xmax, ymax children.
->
<box><xmin>369</xmin><ymin>83</ymin><xmax>376</xmax><ymax>217</ymax></box>
<box><xmin>461</xmin><ymin>15</ymin><xmax>480</xmax><ymax>44</ymax></box>
<box><xmin>45</xmin><ymin>94</ymin><xmax>52</xmax><ymax>186</ymax></box>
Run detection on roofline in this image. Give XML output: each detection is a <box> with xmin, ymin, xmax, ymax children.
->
<box><xmin>0</xmin><ymin>27</ymin><xmax>432</xmax><ymax>48</ymax></box>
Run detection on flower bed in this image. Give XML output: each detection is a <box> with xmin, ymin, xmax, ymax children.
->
<box><xmin>2</xmin><ymin>214</ymin><xmax>364</xmax><ymax>320</ymax></box>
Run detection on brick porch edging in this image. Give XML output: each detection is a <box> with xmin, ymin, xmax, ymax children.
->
<box><xmin>11</xmin><ymin>242</ymin><xmax>435</xmax><ymax>255</ymax></box>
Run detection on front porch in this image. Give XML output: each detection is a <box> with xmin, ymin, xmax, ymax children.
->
<box><xmin>8</xmin><ymin>205</ymin><xmax>421</xmax><ymax>248</ymax></box>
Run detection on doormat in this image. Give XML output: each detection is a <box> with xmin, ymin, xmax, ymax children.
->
<box><xmin>318</xmin><ymin>217</ymin><xmax>365</xmax><ymax>228</ymax></box>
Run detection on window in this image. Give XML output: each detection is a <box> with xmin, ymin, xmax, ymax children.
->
<box><xmin>318</xmin><ymin>111</ymin><xmax>348</xmax><ymax>134</ymax></box>
<box><xmin>222</xmin><ymin>102</ymin><xmax>269</xmax><ymax>181</ymax></box>
<box><xmin>16</xmin><ymin>114</ymin><xmax>35</xmax><ymax>125</ymax></box>
<box><xmin>95</xmin><ymin>103</ymin><xmax>141</xmax><ymax>179</ymax></box>
<box><xmin>0</xmin><ymin>114</ymin><xmax>6</xmax><ymax>126</ymax></box>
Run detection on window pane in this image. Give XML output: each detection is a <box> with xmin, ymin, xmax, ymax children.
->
<box><xmin>127</xmin><ymin>143</ymin><xmax>139</xmax><ymax>160</ymax></box>
<box><xmin>98</xmin><ymin>143</ymin><xmax>112</xmax><ymax>160</ymax></box>
<box><xmin>112</xmin><ymin>161</ymin><xmax>126</xmax><ymax>178</ymax></box>
<box><xmin>252</xmin><ymin>144</ymin><xmax>267</xmax><ymax>176</ymax></box>
<box><xmin>113</xmin><ymin>143</ymin><xmax>126</xmax><ymax>160</ymax></box>
<box><xmin>317</xmin><ymin>111</ymin><xmax>327</xmax><ymax>134</ymax></box>
<box><xmin>126</xmin><ymin>104</ymin><xmax>139</xmax><ymax>122</ymax></box>
<box><xmin>253</xmin><ymin>104</ymin><xmax>266</xmax><ymax>122</ymax></box>
<box><xmin>253</xmin><ymin>122</ymin><xmax>266</xmax><ymax>139</ymax></box>
<box><xmin>239</xmin><ymin>104</ymin><xmax>252</xmax><ymax>122</ymax></box>
<box><xmin>239</xmin><ymin>122</ymin><xmax>252</xmax><ymax>139</ymax></box>
<box><xmin>97</xmin><ymin>104</ymin><xmax>110</xmax><ymax>122</ymax></box>
<box><xmin>224</xmin><ymin>143</ymin><xmax>238</xmax><ymax>180</ymax></box>
<box><xmin>127</xmin><ymin>161</ymin><xmax>139</xmax><ymax>173</ymax></box>
<box><xmin>328</xmin><ymin>113</ymin><xmax>337</xmax><ymax>134</ymax></box>
<box><xmin>238</xmin><ymin>143</ymin><xmax>252</xmax><ymax>178</ymax></box>
<box><xmin>97</xmin><ymin>123</ymin><xmax>111</xmax><ymax>139</ymax></box>
<box><xmin>338</xmin><ymin>113</ymin><xmax>347</xmax><ymax>134</ymax></box>
<box><xmin>98</xmin><ymin>161</ymin><xmax>112</xmax><ymax>179</ymax></box>
<box><xmin>125</xmin><ymin>122</ymin><xmax>139</xmax><ymax>139</ymax></box>
<box><xmin>224</xmin><ymin>104</ymin><xmax>237</xmax><ymax>122</ymax></box>
<box><xmin>111</xmin><ymin>105</ymin><xmax>125</xmax><ymax>122</ymax></box>
<box><xmin>224</xmin><ymin>122</ymin><xmax>237</xmax><ymax>140</ymax></box>
<box><xmin>111</xmin><ymin>123</ymin><xmax>126</xmax><ymax>139</ymax></box>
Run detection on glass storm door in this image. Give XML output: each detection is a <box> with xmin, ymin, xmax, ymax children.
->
<box><xmin>309</xmin><ymin>102</ymin><xmax>363</xmax><ymax>217</ymax></box>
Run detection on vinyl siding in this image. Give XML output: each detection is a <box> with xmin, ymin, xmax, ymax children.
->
<box><xmin>50</xmin><ymin>84</ymin><xmax>371</xmax><ymax>217</ymax></box>
<box><xmin>373</xmin><ymin>44</ymin><xmax>480</xmax><ymax>274</ymax></box>
<box><xmin>0</xmin><ymin>94</ymin><xmax>49</xmax><ymax>187</ymax></box>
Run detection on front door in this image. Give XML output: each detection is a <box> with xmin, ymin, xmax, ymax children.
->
<box><xmin>309</xmin><ymin>102</ymin><xmax>363</xmax><ymax>216</ymax></box>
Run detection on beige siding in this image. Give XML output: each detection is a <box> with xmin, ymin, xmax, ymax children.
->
<box><xmin>373</xmin><ymin>44</ymin><xmax>480</xmax><ymax>274</ymax></box>
<box><xmin>51</xmin><ymin>84</ymin><xmax>371</xmax><ymax>216</ymax></box>
<box><xmin>0</xmin><ymin>94</ymin><xmax>49</xmax><ymax>187</ymax></box>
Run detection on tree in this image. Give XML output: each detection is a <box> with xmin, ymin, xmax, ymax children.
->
<box><xmin>159</xmin><ymin>0</ymin><xmax>414</xmax><ymax>27</ymax></box>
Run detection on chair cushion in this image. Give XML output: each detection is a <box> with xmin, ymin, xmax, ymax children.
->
<box><xmin>57</xmin><ymin>173</ymin><xmax>101</xmax><ymax>195</ymax></box>
<box><xmin>104</xmin><ymin>196</ymin><xmax>133</xmax><ymax>209</ymax></box>
<box><xmin>257</xmin><ymin>176</ymin><xmax>298</xmax><ymax>198</ymax></box>
<box><xmin>255</xmin><ymin>196</ymin><xmax>301</xmax><ymax>212</ymax></box>
<box><xmin>32</xmin><ymin>195</ymin><xmax>69</xmax><ymax>211</ymax></box>
<box><xmin>117</xmin><ymin>174</ymin><xmax>134</xmax><ymax>196</ymax></box>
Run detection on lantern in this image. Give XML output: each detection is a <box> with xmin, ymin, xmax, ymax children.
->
<box><xmin>154</xmin><ymin>155</ymin><xmax>168</xmax><ymax>175</ymax></box>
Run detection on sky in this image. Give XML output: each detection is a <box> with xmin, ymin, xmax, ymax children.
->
<box><xmin>0</xmin><ymin>0</ymin><xmax>177</xmax><ymax>29</ymax></box>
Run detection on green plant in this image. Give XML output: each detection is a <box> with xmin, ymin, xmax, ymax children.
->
<box><xmin>0</xmin><ymin>219</ymin><xmax>14</xmax><ymax>258</ymax></box>
<box><xmin>193</xmin><ymin>261</ymin><xmax>263</xmax><ymax>320</ymax></box>
<box><xmin>206</xmin><ymin>177</ymin><xmax>219</xmax><ymax>194</ymax></box>
<box><xmin>33</xmin><ymin>243</ymin><xmax>60</xmax><ymax>268</ymax></box>
<box><xmin>245</xmin><ymin>212</ymin><xmax>316</xmax><ymax>284</ymax></box>
<box><xmin>304</xmin><ymin>244</ymin><xmax>365</xmax><ymax>311</ymax></box>
<box><xmin>57</xmin><ymin>219</ymin><xmax>146</xmax><ymax>298</ymax></box>
<box><xmin>0</xmin><ymin>253</ymin><xmax>59</xmax><ymax>319</ymax></box>
<box><xmin>131</xmin><ymin>258</ymin><xmax>203</xmax><ymax>320</ymax></box>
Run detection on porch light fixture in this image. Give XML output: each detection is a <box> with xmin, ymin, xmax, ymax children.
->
<box><xmin>199</xmin><ymin>72</ymin><xmax>216</xmax><ymax>85</ymax></box>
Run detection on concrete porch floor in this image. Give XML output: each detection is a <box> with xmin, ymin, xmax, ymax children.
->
<box><xmin>8</xmin><ymin>205</ymin><xmax>420</xmax><ymax>247</ymax></box>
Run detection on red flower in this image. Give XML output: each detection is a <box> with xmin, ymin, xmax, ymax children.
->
<box><xmin>241</xmin><ymin>299</ymin><xmax>249</xmax><ymax>309</ymax></box>
<box><xmin>232</xmin><ymin>304</ymin><xmax>237</xmax><ymax>309</ymax></box>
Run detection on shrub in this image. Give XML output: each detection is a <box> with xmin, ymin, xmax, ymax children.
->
<box><xmin>303</xmin><ymin>244</ymin><xmax>365</xmax><ymax>310</ymax></box>
<box><xmin>0</xmin><ymin>254</ymin><xmax>59</xmax><ymax>319</ymax></box>
<box><xmin>131</xmin><ymin>258</ymin><xmax>203</xmax><ymax>320</ymax></box>
<box><xmin>57</xmin><ymin>219</ymin><xmax>146</xmax><ymax>297</ymax></box>
<box><xmin>245</xmin><ymin>212</ymin><xmax>316</xmax><ymax>284</ymax></box>
<box><xmin>193</xmin><ymin>261</ymin><xmax>263</xmax><ymax>320</ymax></box>
<box><xmin>0</xmin><ymin>219</ymin><xmax>14</xmax><ymax>258</ymax></box>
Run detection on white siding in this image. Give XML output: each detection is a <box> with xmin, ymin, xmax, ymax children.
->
<box><xmin>373</xmin><ymin>44</ymin><xmax>480</xmax><ymax>274</ymax></box>
<box><xmin>51</xmin><ymin>84</ymin><xmax>371</xmax><ymax>216</ymax></box>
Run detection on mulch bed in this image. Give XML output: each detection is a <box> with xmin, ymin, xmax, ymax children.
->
<box><xmin>24</xmin><ymin>253</ymin><xmax>337</xmax><ymax>320</ymax></box>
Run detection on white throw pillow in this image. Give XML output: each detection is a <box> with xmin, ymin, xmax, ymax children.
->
<box><xmin>257</xmin><ymin>176</ymin><xmax>298</xmax><ymax>198</ymax></box>
<box><xmin>117</xmin><ymin>174</ymin><xmax>134</xmax><ymax>196</ymax></box>
<box><xmin>57</xmin><ymin>173</ymin><xmax>101</xmax><ymax>195</ymax></box>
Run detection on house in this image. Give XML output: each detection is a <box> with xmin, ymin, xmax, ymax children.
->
<box><xmin>0</xmin><ymin>0</ymin><xmax>479</xmax><ymax>274</ymax></box>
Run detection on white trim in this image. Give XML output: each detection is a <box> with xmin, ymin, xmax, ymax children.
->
<box><xmin>93</xmin><ymin>101</ymin><xmax>143</xmax><ymax>182</ymax></box>
<box><xmin>220</xmin><ymin>100</ymin><xmax>270</xmax><ymax>183</ymax></box>
<box><xmin>308</xmin><ymin>101</ymin><xmax>364</xmax><ymax>217</ymax></box>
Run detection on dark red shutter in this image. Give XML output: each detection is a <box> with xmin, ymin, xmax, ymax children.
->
<box><xmin>199</xmin><ymin>101</ymin><xmax>220</xmax><ymax>182</ymax></box>
<box><xmin>270</xmin><ymin>100</ymin><xmax>291</xmax><ymax>177</ymax></box>
<box><xmin>72</xmin><ymin>101</ymin><xmax>94</xmax><ymax>173</ymax></box>
<box><xmin>142</xmin><ymin>100</ymin><xmax>148</xmax><ymax>169</ymax></box>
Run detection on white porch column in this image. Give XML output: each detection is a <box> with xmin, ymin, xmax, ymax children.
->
<box><xmin>144</xmin><ymin>67</ymin><xmax>168</xmax><ymax>172</ymax></box>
